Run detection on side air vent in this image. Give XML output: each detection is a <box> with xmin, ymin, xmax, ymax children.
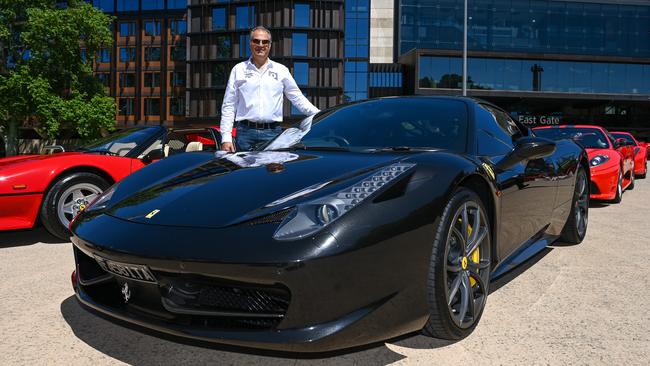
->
<box><xmin>244</xmin><ymin>208</ymin><xmax>294</xmax><ymax>226</ymax></box>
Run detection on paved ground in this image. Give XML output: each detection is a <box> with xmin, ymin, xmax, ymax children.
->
<box><xmin>1</xmin><ymin>179</ymin><xmax>649</xmax><ymax>366</ymax></box>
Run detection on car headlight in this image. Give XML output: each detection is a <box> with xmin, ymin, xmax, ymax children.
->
<box><xmin>590</xmin><ymin>155</ymin><xmax>610</xmax><ymax>167</ymax></box>
<box><xmin>273</xmin><ymin>162</ymin><xmax>415</xmax><ymax>241</ymax></box>
<box><xmin>84</xmin><ymin>184</ymin><xmax>117</xmax><ymax>212</ymax></box>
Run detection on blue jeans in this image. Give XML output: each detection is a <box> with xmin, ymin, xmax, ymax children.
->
<box><xmin>236</xmin><ymin>123</ymin><xmax>282</xmax><ymax>151</ymax></box>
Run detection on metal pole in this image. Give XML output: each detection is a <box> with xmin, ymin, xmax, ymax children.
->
<box><xmin>462</xmin><ymin>0</ymin><xmax>468</xmax><ymax>96</ymax></box>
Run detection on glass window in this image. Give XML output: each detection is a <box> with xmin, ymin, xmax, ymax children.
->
<box><xmin>96</xmin><ymin>73</ymin><xmax>110</xmax><ymax>87</ymax></box>
<box><xmin>216</xmin><ymin>36</ymin><xmax>231</xmax><ymax>58</ymax></box>
<box><xmin>171</xmin><ymin>46</ymin><xmax>186</xmax><ymax>61</ymax></box>
<box><xmin>119</xmin><ymin>22</ymin><xmax>135</xmax><ymax>37</ymax></box>
<box><xmin>235</xmin><ymin>6</ymin><xmax>255</xmax><ymax>29</ymax></box>
<box><xmin>97</xmin><ymin>48</ymin><xmax>111</xmax><ymax>63</ymax></box>
<box><xmin>212</xmin><ymin>64</ymin><xmax>227</xmax><ymax>86</ymax></box>
<box><xmin>119</xmin><ymin>47</ymin><xmax>136</xmax><ymax>62</ymax></box>
<box><xmin>294</xmin><ymin>62</ymin><xmax>308</xmax><ymax>85</ymax></box>
<box><xmin>475</xmin><ymin>105</ymin><xmax>515</xmax><ymax>156</ymax></box>
<box><xmin>144</xmin><ymin>47</ymin><xmax>161</xmax><ymax>61</ymax></box>
<box><xmin>292</xmin><ymin>33</ymin><xmax>308</xmax><ymax>56</ymax></box>
<box><xmin>145</xmin><ymin>98</ymin><xmax>161</xmax><ymax>116</ymax></box>
<box><xmin>171</xmin><ymin>72</ymin><xmax>186</xmax><ymax>87</ymax></box>
<box><xmin>116</xmin><ymin>0</ymin><xmax>137</xmax><ymax>12</ymax></box>
<box><xmin>92</xmin><ymin>0</ymin><xmax>114</xmax><ymax>12</ymax></box>
<box><xmin>142</xmin><ymin>0</ymin><xmax>164</xmax><ymax>10</ymax></box>
<box><xmin>119</xmin><ymin>73</ymin><xmax>135</xmax><ymax>87</ymax></box>
<box><xmin>170</xmin><ymin>98</ymin><xmax>185</xmax><ymax>116</ymax></box>
<box><xmin>168</xmin><ymin>0</ymin><xmax>186</xmax><ymax>10</ymax></box>
<box><xmin>295</xmin><ymin>4</ymin><xmax>310</xmax><ymax>27</ymax></box>
<box><xmin>144</xmin><ymin>73</ymin><xmax>161</xmax><ymax>87</ymax></box>
<box><xmin>171</xmin><ymin>19</ymin><xmax>186</xmax><ymax>36</ymax></box>
<box><xmin>239</xmin><ymin>34</ymin><xmax>251</xmax><ymax>58</ymax></box>
<box><xmin>118</xmin><ymin>98</ymin><xmax>134</xmax><ymax>115</ymax></box>
<box><xmin>212</xmin><ymin>8</ymin><xmax>227</xmax><ymax>30</ymax></box>
<box><xmin>144</xmin><ymin>21</ymin><xmax>161</xmax><ymax>36</ymax></box>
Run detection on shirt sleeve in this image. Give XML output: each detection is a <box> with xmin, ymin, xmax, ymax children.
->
<box><xmin>282</xmin><ymin>71</ymin><xmax>320</xmax><ymax>116</ymax></box>
<box><xmin>220</xmin><ymin>67</ymin><xmax>238</xmax><ymax>144</ymax></box>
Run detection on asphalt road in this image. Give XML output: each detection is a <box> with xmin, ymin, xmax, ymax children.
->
<box><xmin>1</xmin><ymin>179</ymin><xmax>649</xmax><ymax>365</ymax></box>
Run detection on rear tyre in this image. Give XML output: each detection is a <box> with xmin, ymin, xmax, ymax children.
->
<box><xmin>423</xmin><ymin>188</ymin><xmax>491</xmax><ymax>340</ymax></box>
<box><xmin>40</xmin><ymin>172</ymin><xmax>109</xmax><ymax>240</ymax></box>
<box><xmin>560</xmin><ymin>166</ymin><xmax>589</xmax><ymax>244</ymax></box>
<box><xmin>611</xmin><ymin>169</ymin><xmax>623</xmax><ymax>204</ymax></box>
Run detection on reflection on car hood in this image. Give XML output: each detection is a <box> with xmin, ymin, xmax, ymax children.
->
<box><xmin>106</xmin><ymin>150</ymin><xmax>411</xmax><ymax>228</ymax></box>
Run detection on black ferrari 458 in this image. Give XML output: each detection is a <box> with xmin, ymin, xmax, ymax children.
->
<box><xmin>70</xmin><ymin>97</ymin><xmax>589</xmax><ymax>352</ymax></box>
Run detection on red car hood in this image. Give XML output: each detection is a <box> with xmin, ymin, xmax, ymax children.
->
<box><xmin>0</xmin><ymin>152</ymin><xmax>87</xmax><ymax>170</ymax></box>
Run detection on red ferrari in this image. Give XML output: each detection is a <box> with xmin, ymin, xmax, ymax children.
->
<box><xmin>0</xmin><ymin>125</ymin><xmax>226</xmax><ymax>239</ymax></box>
<box><xmin>533</xmin><ymin>125</ymin><xmax>634</xmax><ymax>203</ymax></box>
<box><xmin>611</xmin><ymin>131</ymin><xmax>648</xmax><ymax>178</ymax></box>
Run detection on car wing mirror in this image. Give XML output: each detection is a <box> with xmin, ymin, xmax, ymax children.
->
<box><xmin>141</xmin><ymin>148</ymin><xmax>164</xmax><ymax>164</ymax></box>
<box><xmin>496</xmin><ymin>136</ymin><xmax>556</xmax><ymax>171</ymax></box>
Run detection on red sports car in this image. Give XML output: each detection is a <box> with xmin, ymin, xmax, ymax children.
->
<box><xmin>611</xmin><ymin>131</ymin><xmax>648</xmax><ymax>178</ymax></box>
<box><xmin>533</xmin><ymin>125</ymin><xmax>634</xmax><ymax>203</ymax></box>
<box><xmin>0</xmin><ymin>125</ymin><xmax>226</xmax><ymax>239</ymax></box>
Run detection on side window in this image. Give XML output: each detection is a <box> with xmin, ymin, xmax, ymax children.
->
<box><xmin>476</xmin><ymin>105</ymin><xmax>514</xmax><ymax>157</ymax></box>
<box><xmin>484</xmin><ymin>105</ymin><xmax>521</xmax><ymax>137</ymax></box>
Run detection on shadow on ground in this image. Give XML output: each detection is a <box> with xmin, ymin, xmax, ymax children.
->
<box><xmin>0</xmin><ymin>226</ymin><xmax>68</xmax><ymax>248</ymax></box>
<box><xmin>60</xmin><ymin>296</ymin><xmax>409</xmax><ymax>365</ymax></box>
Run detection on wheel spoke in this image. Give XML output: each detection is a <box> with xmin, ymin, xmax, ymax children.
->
<box><xmin>447</xmin><ymin>275</ymin><xmax>462</xmax><ymax>306</ymax></box>
<box><xmin>462</xmin><ymin>204</ymin><xmax>469</xmax><ymax>250</ymax></box>
<box><xmin>469</xmin><ymin>259</ymin><xmax>490</xmax><ymax>270</ymax></box>
<box><xmin>62</xmin><ymin>202</ymin><xmax>75</xmax><ymax>215</ymax></box>
<box><xmin>451</xmin><ymin>226</ymin><xmax>466</xmax><ymax>248</ymax></box>
<box><xmin>467</xmin><ymin>273</ymin><xmax>476</xmax><ymax>319</ymax></box>
<box><xmin>466</xmin><ymin>226</ymin><xmax>487</xmax><ymax>257</ymax></box>
<box><xmin>458</xmin><ymin>272</ymin><xmax>470</xmax><ymax>325</ymax></box>
<box><xmin>447</xmin><ymin>264</ymin><xmax>462</xmax><ymax>273</ymax></box>
<box><xmin>468</xmin><ymin>207</ymin><xmax>481</xmax><ymax>245</ymax></box>
<box><xmin>72</xmin><ymin>190</ymin><xmax>84</xmax><ymax>202</ymax></box>
<box><xmin>84</xmin><ymin>193</ymin><xmax>99</xmax><ymax>203</ymax></box>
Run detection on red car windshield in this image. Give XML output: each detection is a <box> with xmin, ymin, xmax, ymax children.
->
<box><xmin>611</xmin><ymin>133</ymin><xmax>636</xmax><ymax>146</ymax></box>
<box><xmin>534</xmin><ymin>127</ymin><xmax>610</xmax><ymax>149</ymax></box>
<box><xmin>78</xmin><ymin>127</ymin><xmax>163</xmax><ymax>156</ymax></box>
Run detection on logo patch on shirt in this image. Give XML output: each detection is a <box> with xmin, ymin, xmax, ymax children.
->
<box><xmin>268</xmin><ymin>71</ymin><xmax>278</xmax><ymax>80</ymax></box>
<box><xmin>244</xmin><ymin>71</ymin><xmax>254</xmax><ymax>78</ymax></box>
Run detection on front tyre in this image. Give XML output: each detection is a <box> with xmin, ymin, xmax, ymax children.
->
<box><xmin>560</xmin><ymin>166</ymin><xmax>589</xmax><ymax>244</ymax></box>
<box><xmin>40</xmin><ymin>172</ymin><xmax>109</xmax><ymax>240</ymax></box>
<box><xmin>611</xmin><ymin>169</ymin><xmax>623</xmax><ymax>204</ymax></box>
<box><xmin>423</xmin><ymin>188</ymin><xmax>491</xmax><ymax>340</ymax></box>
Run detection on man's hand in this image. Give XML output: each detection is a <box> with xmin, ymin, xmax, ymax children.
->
<box><xmin>221</xmin><ymin>142</ymin><xmax>236</xmax><ymax>152</ymax></box>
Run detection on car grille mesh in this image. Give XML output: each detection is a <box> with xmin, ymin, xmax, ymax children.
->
<box><xmin>244</xmin><ymin>208</ymin><xmax>293</xmax><ymax>226</ymax></box>
<box><xmin>197</xmin><ymin>285</ymin><xmax>289</xmax><ymax>314</ymax></box>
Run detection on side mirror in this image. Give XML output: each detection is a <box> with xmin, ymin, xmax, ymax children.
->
<box><xmin>496</xmin><ymin>137</ymin><xmax>556</xmax><ymax>171</ymax></box>
<box><xmin>141</xmin><ymin>149</ymin><xmax>164</xmax><ymax>164</ymax></box>
<box><xmin>614</xmin><ymin>138</ymin><xmax>627</xmax><ymax>149</ymax></box>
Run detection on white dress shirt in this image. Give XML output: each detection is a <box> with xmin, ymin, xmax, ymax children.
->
<box><xmin>220</xmin><ymin>58</ymin><xmax>320</xmax><ymax>144</ymax></box>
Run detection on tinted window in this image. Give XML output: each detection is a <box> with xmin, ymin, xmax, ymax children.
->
<box><xmin>533</xmin><ymin>127</ymin><xmax>611</xmax><ymax>149</ymax></box>
<box><xmin>236</xmin><ymin>6</ymin><xmax>255</xmax><ymax>29</ymax></box>
<box><xmin>475</xmin><ymin>105</ymin><xmax>515</xmax><ymax>156</ymax></box>
<box><xmin>144</xmin><ymin>21</ymin><xmax>161</xmax><ymax>36</ymax></box>
<box><xmin>142</xmin><ymin>0</ymin><xmax>164</xmax><ymax>10</ymax></box>
<box><xmin>294</xmin><ymin>62</ymin><xmax>309</xmax><ymax>85</ymax></box>
<box><xmin>117</xmin><ymin>0</ymin><xmax>137</xmax><ymax>12</ymax></box>
<box><xmin>611</xmin><ymin>133</ymin><xmax>636</xmax><ymax>145</ymax></box>
<box><xmin>295</xmin><ymin>4</ymin><xmax>310</xmax><ymax>27</ymax></box>
<box><xmin>292</xmin><ymin>33</ymin><xmax>308</xmax><ymax>56</ymax></box>
<box><xmin>212</xmin><ymin>8</ymin><xmax>227</xmax><ymax>30</ymax></box>
<box><xmin>267</xmin><ymin>99</ymin><xmax>468</xmax><ymax>152</ymax></box>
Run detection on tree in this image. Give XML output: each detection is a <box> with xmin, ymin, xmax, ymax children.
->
<box><xmin>0</xmin><ymin>0</ymin><xmax>114</xmax><ymax>156</ymax></box>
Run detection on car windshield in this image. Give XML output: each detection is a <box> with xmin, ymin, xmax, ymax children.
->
<box><xmin>611</xmin><ymin>133</ymin><xmax>636</xmax><ymax>146</ymax></box>
<box><xmin>534</xmin><ymin>127</ymin><xmax>611</xmax><ymax>149</ymax></box>
<box><xmin>264</xmin><ymin>98</ymin><xmax>468</xmax><ymax>153</ymax></box>
<box><xmin>79</xmin><ymin>127</ymin><xmax>163</xmax><ymax>156</ymax></box>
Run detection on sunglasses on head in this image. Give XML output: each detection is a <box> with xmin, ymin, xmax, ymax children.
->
<box><xmin>251</xmin><ymin>38</ymin><xmax>271</xmax><ymax>45</ymax></box>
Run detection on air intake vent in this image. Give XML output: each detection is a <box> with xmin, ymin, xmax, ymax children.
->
<box><xmin>245</xmin><ymin>208</ymin><xmax>293</xmax><ymax>226</ymax></box>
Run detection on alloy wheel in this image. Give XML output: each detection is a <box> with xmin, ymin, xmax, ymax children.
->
<box><xmin>57</xmin><ymin>183</ymin><xmax>102</xmax><ymax>229</ymax></box>
<box><xmin>443</xmin><ymin>201</ymin><xmax>490</xmax><ymax>329</ymax></box>
<box><xmin>574</xmin><ymin>170</ymin><xmax>589</xmax><ymax>237</ymax></box>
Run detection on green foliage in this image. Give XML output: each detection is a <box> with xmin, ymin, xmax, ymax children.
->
<box><xmin>0</xmin><ymin>0</ymin><xmax>115</xmax><ymax>155</ymax></box>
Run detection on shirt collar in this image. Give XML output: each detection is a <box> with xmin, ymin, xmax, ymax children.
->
<box><xmin>247</xmin><ymin>57</ymin><xmax>273</xmax><ymax>72</ymax></box>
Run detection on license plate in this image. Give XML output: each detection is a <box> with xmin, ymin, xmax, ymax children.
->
<box><xmin>95</xmin><ymin>256</ymin><xmax>157</xmax><ymax>284</ymax></box>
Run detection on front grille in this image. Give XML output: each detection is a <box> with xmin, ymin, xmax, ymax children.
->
<box><xmin>197</xmin><ymin>286</ymin><xmax>289</xmax><ymax>313</ymax></box>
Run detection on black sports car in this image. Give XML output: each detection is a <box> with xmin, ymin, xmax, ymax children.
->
<box><xmin>70</xmin><ymin>97</ymin><xmax>589</xmax><ymax>352</ymax></box>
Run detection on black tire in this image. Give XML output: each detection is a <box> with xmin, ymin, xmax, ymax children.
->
<box><xmin>40</xmin><ymin>172</ymin><xmax>110</xmax><ymax>240</ymax></box>
<box><xmin>628</xmin><ymin>165</ymin><xmax>635</xmax><ymax>190</ymax></box>
<box><xmin>560</xmin><ymin>166</ymin><xmax>589</xmax><ymax>244</ymax></box>
<box><xmin>611</xmin><ymin>168</ymin><xmax>623</xmax><ymax>204</ymax></box>
<box><xmin>423</xmin><ymin>188</ymin><xmax>491</xmax><ymax>340</ymax></box>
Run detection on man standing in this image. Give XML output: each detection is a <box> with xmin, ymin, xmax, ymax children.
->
<box><xmin>220</xmin><ymin>26</ymin><xmax>319</xmax><ymax>152</ymax></box>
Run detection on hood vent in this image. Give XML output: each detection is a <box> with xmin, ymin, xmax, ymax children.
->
<box><xmin>243</xmin><ymin>208</ymin><xmax>294</xmax><ymax>226</ymax></box>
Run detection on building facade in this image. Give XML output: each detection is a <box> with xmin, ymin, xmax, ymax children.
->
<box><xmin>394</xmin><ymin>0</ymin><xmax>650</xmax><ymax>135</ymax></box>
<box><xmin>89</xmin><ymin>0</ymin><xmax>188</xmax><ymax>127</ymax></box>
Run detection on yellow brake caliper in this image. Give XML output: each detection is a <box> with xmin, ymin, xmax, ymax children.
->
<box><xmin>467</xmin><ymin>223</ymin><xmax>479</xmax><ymax>286</ymax></box>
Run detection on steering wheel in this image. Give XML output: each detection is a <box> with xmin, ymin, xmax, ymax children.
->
<box><xmin>322</xmin><ymin>135</ymin><xmax>351</xmax><ymax>147</ymax></box>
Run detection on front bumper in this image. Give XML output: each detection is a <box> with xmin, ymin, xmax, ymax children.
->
<box><xmin>589</xmin><ymin>163</ymin><xmax>618</xmax><ymax>200</ymax></box>
<box><xmin>70</xmin><ymin>212</ymin><xmax>433</xmax><ymax>352</ymax></box>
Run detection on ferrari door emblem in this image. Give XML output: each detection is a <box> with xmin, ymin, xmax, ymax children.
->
<box><xmin>145</xmin><ymin>209</ymin><xmax>160</xmax><ymax>219</ymax></box>
<box><xmin>121</xmin><ymin>283</ymin><xmax>131</xmax><ymax>303</ymax></box>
